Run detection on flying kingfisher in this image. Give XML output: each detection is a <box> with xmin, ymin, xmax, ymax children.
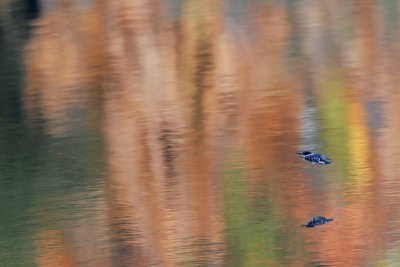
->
<box><xmin>297</xmin><ymin>151</ymin><xmax>332</xmax><ymax>164</ymax></box>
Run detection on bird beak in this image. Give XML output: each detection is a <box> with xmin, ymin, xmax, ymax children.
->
<box><xmin>297</xmin><ymin>152</ymin><xmax>302</xmax><ymax>155</ymax></box>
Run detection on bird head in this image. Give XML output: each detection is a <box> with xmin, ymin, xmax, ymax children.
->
<box><xmin>297</xmin><ymin>151</ymin><xmax>312</xmax><ymax>156</ymax></box>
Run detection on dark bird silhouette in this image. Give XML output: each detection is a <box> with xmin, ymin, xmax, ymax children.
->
<box><xmin>301</xmin><ymin>216</ymin><xmax>334</xmax><ymax>228</ymax></box>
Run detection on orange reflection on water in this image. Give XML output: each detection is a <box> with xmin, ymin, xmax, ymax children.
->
<box><xmin>36</xmin><ymin>230</ymin><xmax>74</xmax><ymax>267</ymax></box>
<box><xmin>20</xmin><ymin>0</ymin><xmax>400</xmax><ymax>266</ymax></box>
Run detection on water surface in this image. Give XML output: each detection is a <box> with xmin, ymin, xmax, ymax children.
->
<box><xmin>1</xmin><ymin>1</ymin><xmax>400</xmax><ymax>266</ymax></box>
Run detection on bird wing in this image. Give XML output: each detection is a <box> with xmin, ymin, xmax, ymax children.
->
<box><xmin>313</xmin><ymin>216</ymin><xmax>325</xmax><ymax>221</ymax></box>
<box><xmin>308</xmin><ymin>154</ymin><xmax>331</xmax><ymax>164</ymax></box>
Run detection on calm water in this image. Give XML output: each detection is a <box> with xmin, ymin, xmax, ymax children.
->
<box><xmin>2</xmin><ymin>1</ymin><xmax>400</xmax><ymax>266</ymax></box>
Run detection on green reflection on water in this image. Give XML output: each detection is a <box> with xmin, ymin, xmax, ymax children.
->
<box><xmin>0</xmin><ymin>38</ymin><xmax>107</xmax><ymax>266</ymax></box>
<box><xmin>222</xmin><ymin>160</ymin><xmax>296</xmax><ymax>266</ymax></box>
<box><xmin>0</xmin><ymin>19</ymin><xmax>36</xmax><ymax>265</ymax></box>
<box><xmin>319</xmin><ymin>77</ymin><xmax>350</xmax><ymax>184</ymax></box>
<box><xmin>0</xmin><ymin>116</ymin><xmax>107</xmax><ymax>266</ymax></box>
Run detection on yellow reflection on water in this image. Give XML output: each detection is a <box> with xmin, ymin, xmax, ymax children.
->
<box><xmin>347</xmin><ymin>97</ymin><xmax>372</xmax><ymax>193</ymax></box>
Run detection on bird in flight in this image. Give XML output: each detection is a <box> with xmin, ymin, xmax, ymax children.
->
<box><xmin>297</xmin><ymin>151</ymin><xmax>332</xmax><ymax>164</ymax></box>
